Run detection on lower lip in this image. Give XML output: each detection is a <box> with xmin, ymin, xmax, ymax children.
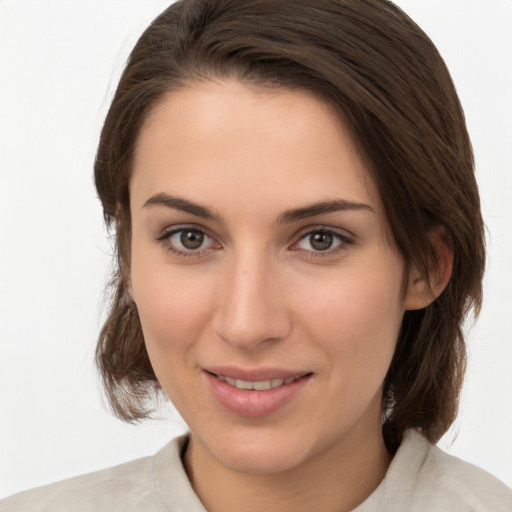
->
<box><xmin>205</xmin><ymin>372</ymin><xmax>312</xmax><ymax>418</ymax></box>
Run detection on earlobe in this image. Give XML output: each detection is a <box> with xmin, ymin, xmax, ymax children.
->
<box><xmin>404</xmin><ymin>226</ymin><xmax>454</xmax><ymax>311</ymax></box>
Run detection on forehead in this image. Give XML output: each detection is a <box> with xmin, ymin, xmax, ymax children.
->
<box><xmin>131</xmin><ymin>80</ymin><xmax>382</xmax><ymax>217</ymax></box>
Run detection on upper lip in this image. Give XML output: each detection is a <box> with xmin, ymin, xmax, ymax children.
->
<box><xmin>205</xmin><ymin>366</ymin><xmax>311</xmax><ymax>382</ymax></box>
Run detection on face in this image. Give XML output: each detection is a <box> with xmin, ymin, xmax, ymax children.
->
<box><xmin>129</xmin><ymin>80</ymin><xmax>416</xmax><ymax>475</ymax></box>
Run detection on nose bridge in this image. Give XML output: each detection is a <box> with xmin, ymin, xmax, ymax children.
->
<box><xmin>214</xmin><ymin>245</ymin><xmax>290</xmax><ymax>349</ymax></box>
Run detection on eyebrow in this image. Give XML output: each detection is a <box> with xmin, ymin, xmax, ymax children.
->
<box><xmin>143</xmin><ymin>193</ymin><xmax>222</xmax><ymax>221</ymax></box>
<box><xmin>142</xmin><ymin>193</ymin><xmax>373</xmax><ymax>223</ymax></box>
<box><xmin>277</xmin><ymin>199</ymin><xmax>374</xmax><ymax>223</ymax></box>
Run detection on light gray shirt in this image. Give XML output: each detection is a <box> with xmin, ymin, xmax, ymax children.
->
<box><xmin>1</xmin><ymin>430</ymin><xmax>511</xmax><ymax>511</ymax></box>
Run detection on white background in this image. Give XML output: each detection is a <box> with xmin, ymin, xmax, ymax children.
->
<box><xmin>1</xmin><ymin>0</ymin><xmax>511</xmax><ymax>499</ymax></box>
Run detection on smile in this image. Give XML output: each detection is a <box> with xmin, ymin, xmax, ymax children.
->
<box><xmin>215</xmin><ymin>374</ymin><xmax>301</xmax><ymax>390</ymax></box>
<box><xmin>206</xmin><ymin>370</ymin><xmax>313</xmax><ymax>417</ymax></box>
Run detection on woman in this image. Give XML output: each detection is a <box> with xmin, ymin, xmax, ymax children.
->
<box><xmin>2</xmin><ymin>0</ymin><xmax>511</xmax><ymax>510</ymax></box>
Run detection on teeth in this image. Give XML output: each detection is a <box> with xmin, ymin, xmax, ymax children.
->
<box><xmin>236</xmin><ymin>379</ymin><xmax>253</xmax><ymax>390</ymax></box>
<box><xmin>217</xmin><ymin>374</ymin><xmax>300</xmax><ymax>390</ymax></box>
<box><xmin>224</xmin><ymin>376</ymin><xmax>237</xmax><ymax>386</ymax></box>
<box><xmin>253</xmin><ymin>380</ymin><xmax>272</xmax><ymax>390</ymax></box>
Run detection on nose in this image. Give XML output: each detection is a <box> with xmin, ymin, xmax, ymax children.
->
<box><xmin>212</xmin><ymin>250</ymin><xmax>291</xmax><ymax>350</ymax></box>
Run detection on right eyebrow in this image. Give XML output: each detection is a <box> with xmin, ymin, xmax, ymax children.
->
<box><xmin>142</xmin><ymin>193</ymin><xmax>223</xmax><ymax>221</ymax></box>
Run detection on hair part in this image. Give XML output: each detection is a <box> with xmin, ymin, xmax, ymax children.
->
<box><xmin>94</xmin><ymin>0</ymin><xmax>485</xmax><ymax>451</ymax></box>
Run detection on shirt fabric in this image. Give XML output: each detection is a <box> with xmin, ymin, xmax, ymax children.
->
<box><xmin>1</xmin><ymin>430</ymin><xmax>511</xmax><ymax>511</ymax></box>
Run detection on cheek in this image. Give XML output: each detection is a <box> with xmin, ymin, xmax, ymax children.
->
<box><xmin>297</xmin><ymin>263</ymin><xmax>404</xmax><ymax>374</ymax></box>
<box><xmin>131</xmin><ymin>261</ymin><xmax>217</xmax><ymax>362</ymax></box>
<box><xmin>131</xmin><ymin>266</ymin><xmax>219</xmax><ymax>412</ymax></box>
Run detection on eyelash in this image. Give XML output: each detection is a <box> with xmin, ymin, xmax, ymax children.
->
<box><xmin>156</xmin><ymin>226</ymin><xmax>218</xmax><ymax>257</ymax></box>
<box><xmin>292</xmin><ymin>228</ymin><xmax>354</xmax><ymax>257</ymax></box>
<box><xmin>156</xmin><ymin>226</ymin><xmax>354</xmax><ymax>258</ymax></box>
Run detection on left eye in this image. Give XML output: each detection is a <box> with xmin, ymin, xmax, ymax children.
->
<box><xmin>166</xmin><ymin>229</ymin><xmax>216</xmax><ymax>252</ymax></box>
<box><xmin>296</xmin><ymin>230</ymin><xmax>348</xmax><ymax>252</ymax></box>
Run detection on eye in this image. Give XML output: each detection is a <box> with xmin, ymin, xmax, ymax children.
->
<box><xmin>158</xmin><ymin>227</ymin><xmax>219</xmax><ymax>255</ymax></box>
<box><xmin>295</xmin><ymin>229</ymin><xmax>352</xmax><ymax>253</ymax></box>
<box><xmin>173</xmin><ymin>229</ymin><xmax>207</xmax><ymax>250</ymax></box>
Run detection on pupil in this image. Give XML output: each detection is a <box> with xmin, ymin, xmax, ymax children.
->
<box><xmin>181</xmin><ymin>230</ymin><xmax>204</xmax><ymax>249</ymax></box>
<box><xmin>311</xmin><ymin>232</ymin><xmax>333</xmax><ymax>251</ymax></box>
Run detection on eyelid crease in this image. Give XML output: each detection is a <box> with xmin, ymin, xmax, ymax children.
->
<box><xmin>299</xmin><ymin>229</ymin><xmax>353</xmax><ymax>243</ymax></box>
<box><xmin>291</xmin><ymin>223</ymin><xmax>356</xmax><ymax>242</ymax></box>
<box><xmin>156</xmin><ymin>225</ymin><xmax>207</xmax><ymax>241</ymax></box>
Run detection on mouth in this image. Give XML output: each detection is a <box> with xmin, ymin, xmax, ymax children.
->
<box><xmin>204</xmin><ymin>369</ymin><xmax>313</xmax><ymax>417</ymax></box>
<box><xmin>211</xmin><ymin>372</ymin><xmax>307</xmax><ymax>391</ymax></box>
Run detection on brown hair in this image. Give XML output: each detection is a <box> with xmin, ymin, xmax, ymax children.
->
<box><xmin>94</xmin><ymin>0</ymin><xmax>485</xmax><ymax>452</ymax></box>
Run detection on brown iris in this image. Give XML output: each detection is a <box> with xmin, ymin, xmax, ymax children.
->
<box><xmin>180</xmin><ymin>230</ymin><xmax>204</xmax><ymax>249</ymax></box>
<box><xmin>310</xmin><ymin>232</ymin><xmax>334</xmax><ymax>251</ymax></box>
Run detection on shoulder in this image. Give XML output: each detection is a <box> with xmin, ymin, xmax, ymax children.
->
<box><xmin>377</xmin><ymin>430</ymin><xmax>512</xmax><ymax>512</ymax></box>
<box><xmin>0</xmin><ymin>436</ymin><xmax>193</xmax><ymax>512</ymax></box>
<box><xmin>425</xmin><ymin>439</ymin><xmax>512</xmax><ymax>511</ymax></box>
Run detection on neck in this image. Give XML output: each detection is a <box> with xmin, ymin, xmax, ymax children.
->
<box><xmin>183</xmin><ymin>422</ymin><xmax>391</xmax><ymax>512</ymax></box>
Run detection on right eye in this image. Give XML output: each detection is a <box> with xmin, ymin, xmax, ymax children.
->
<box><xmin>158</xmin><ymin>227</ymin><xmax>219</xmax><ymax>256</ymax></box>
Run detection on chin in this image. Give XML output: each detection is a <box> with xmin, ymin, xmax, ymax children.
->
<box><xmin>195</xmin><ymin>423</ymin><xmax>327</xmax><ymax>476</ymax></box>
<box><xmin>217</xmin><ymin>443</ymin><xmax>307</xmax><ymax>475</ymax></box>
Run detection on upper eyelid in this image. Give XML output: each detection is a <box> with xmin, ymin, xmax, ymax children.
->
<box><xmin>158</xmin><ymin>224</ymin><xmax>215</xmax><ymax>240</ymax></box>
<box><xmin>157</xmin><ymin>225</ymin><xmax>213</xmax><ymax>243</ymax></box>
<box><xmin>293</xmin><ymin>224</ymin><xmax>355</xmax><ymax>241</ymax></box>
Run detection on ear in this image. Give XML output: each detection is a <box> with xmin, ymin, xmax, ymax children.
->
<box><xmin>404</xmin><ymin>226</ymin><xmax>454</xmax><ymax>311</ymax></box>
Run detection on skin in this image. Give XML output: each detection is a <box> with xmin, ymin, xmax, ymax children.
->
<box><xmin>128</xmin><ymin>80</ymin><xmax>438</xmax><ymax>512</ymax></box>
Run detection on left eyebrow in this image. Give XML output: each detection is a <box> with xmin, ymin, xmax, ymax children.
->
<box><xmin>277</xmin><ymin>199</ymin><xmax>374</xmax><ymax>223</ymax></box>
